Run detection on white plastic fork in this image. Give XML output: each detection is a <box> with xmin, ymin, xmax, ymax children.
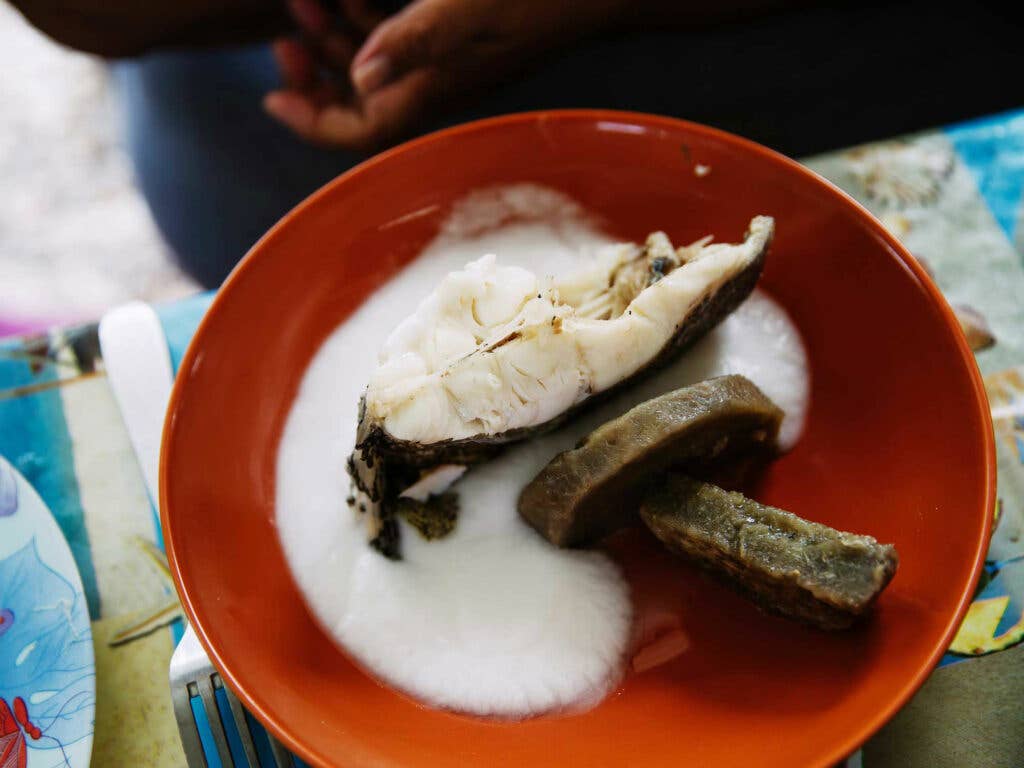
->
<box><xmin>101</xmin><ymin>301</ymin><xmax>293</xmax><ymax>767</ymax></box>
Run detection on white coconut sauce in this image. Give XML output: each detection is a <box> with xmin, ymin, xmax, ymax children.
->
<box><xmin>276</xmin><ymin>186</ymin><xmax>809</xmax><ymax>718</ymax></box>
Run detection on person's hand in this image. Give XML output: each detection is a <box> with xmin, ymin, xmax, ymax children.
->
<box><xmin>263</xmin><ymin>0</ymin><xmax>626</xmax><ymax>150</ymax></box>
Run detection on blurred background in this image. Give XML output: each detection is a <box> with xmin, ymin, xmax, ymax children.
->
<box><xmin>3</xmin><ymin>1</ymin><xmax>1023</xmax><ymax>336</ymax></box>
<box><xmin>0</xmin><ymin>5</ymin><xmax>197</xmax><ymax>337</ymax></box>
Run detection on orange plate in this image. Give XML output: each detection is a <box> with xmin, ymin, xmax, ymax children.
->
<box><xmin>161</xmin><ymin>111</ymin><xmax>995</xmax><ymax>767</ymax></box>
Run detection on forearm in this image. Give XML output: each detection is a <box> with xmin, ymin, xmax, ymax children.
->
<box><xmin>9</xmin><ymin>0</ymin><xmax>292</xmax><ymax>57</ymax></box>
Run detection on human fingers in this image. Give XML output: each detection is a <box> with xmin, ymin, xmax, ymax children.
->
<box><xmin>350</xmin><ymin>0</ymin><xmax>483</xmax><ymax>95</ymax></box>
<box><xmin>266</xmin><ymin>68</ymin><xmax>437</xmax><ymax>150</ymax></box>
<box><xmin>272</xmin><ymin>38</ymin><xmax>316</xmax><ymax>89</ymax></box>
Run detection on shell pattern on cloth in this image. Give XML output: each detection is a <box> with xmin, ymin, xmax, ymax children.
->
<box><xmin>844</xmin><ymin>140</ymin><xmax>954</xmax><ymax>208</ymax></box>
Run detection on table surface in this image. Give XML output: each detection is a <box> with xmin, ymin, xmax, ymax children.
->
<box><xmin>2</xmin><ymin>109</ymin><xmax>1024</xmax><ymax>767</ymax></box>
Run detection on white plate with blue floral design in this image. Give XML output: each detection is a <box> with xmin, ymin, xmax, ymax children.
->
<box><xmin>0</xmin><ymin>455</ymin><xmax>94</xmax><ymax>768</ymax></box>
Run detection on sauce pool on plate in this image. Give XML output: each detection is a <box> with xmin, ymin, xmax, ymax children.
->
<box><xmin>275</xmin><ymin>186</ymin><xmax>809</xmax><ymax>718</ymax></box>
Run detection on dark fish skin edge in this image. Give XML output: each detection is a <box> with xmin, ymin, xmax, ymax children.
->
<box><xmin>518</xmin><ymin>375</ymin><xmax>784</xmax><ymax>548</ymax></box>
<box><xmin>641</xmin><ymin>476</ymin><xmax>900</xmax><ymax>630</ymax></box>
<box><xmin>349</xmin><ymin>222</ymin><xmax>771</xmax><ymax>558</ymax></box>
<box><xmin>349</xmin><ymin>397</ymin><xmax>406</xmax><ymax>558</ymax></box>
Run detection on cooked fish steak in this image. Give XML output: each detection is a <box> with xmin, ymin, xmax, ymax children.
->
<box><xmin>352</xmin><ymin>217</ymin><xmax>774</xmax><ymax>557</ymax></box>
<box><xmin>364</xmin><ymin>217</ymin><xmax>773</xmax><ymax>456</ymax></box>
<box><xmin>348</xmin><ymin>219</ymin><xmax>770</xmax><ymax>557</ymax></box>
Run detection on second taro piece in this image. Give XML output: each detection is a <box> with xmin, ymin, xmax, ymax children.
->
<box><xmin>641</xmin><ymin>476</ymin><xmax>899</xmax><ymax>630</ymax></box>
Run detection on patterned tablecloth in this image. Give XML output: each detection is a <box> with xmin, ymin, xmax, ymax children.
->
<box><xmin>2</xmin><ymin>109</ymin><xmax>1024</xmax><ymax>767</ymax></box>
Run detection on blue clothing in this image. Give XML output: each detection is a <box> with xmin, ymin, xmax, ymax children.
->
<box><xmin>112</xmin><ymin>47</ymin><xmax>359</xmax><ymax>287</ymax></box>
